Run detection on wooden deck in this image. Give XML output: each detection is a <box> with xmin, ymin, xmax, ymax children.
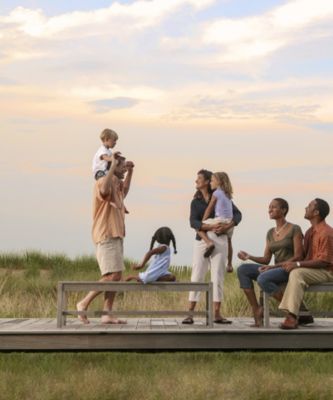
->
<box><xmin>0</xmin><ymin>317</ymin><xmax>333</xmax><ymax>351</ymax></box>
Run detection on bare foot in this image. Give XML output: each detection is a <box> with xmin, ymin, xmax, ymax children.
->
<box><xmin>252</xmin><ymin>306</ymin><xmax>263</xmax><ymax>327</ymax></box>
<box><xmin>76</xmin><ymin>301</ymin><xmax>90</xmax><ymax>324</ymax></box>
<box><xmin>101</xmin><ymin>316</ymin><xmax>127</xmax><ymax>324</ymax></box>
<box><xmin>226</xmin><ymin>264</ymin><xmax>234</xmax><ymax>273</ymax></box>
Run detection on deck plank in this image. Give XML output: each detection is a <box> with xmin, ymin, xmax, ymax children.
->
<box><xmin>0</xmin><ymin>317</ymin><xmax>332</xmax><ymax>351</ymax></box>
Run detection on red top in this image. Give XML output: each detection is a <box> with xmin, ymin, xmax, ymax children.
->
<box><xmin>304</xmin><ymin>221</ymin><xmax>333</xmax><ymax>272</ymax></box>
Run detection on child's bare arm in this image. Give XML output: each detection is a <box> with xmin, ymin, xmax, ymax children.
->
<box><xmin>100</xmin><ymin>154</ymin><xmax>113</xmax><ymax>162</ymax></box>
<box><xmin>202</xmin><ymin>196</ymin><xmax>217</xmax><ymax>221</ymax></box>
<box><xmin>132</xmin><ymin>246</ymin><xmax>167</xmax><ymax>270</ymax></box>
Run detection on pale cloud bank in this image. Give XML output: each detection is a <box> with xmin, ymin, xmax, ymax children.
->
<box><xmin>0</xmin><ymin>0</ymin><xmax>215</xmax><ymax>38</ymax></box>
<box><xmin>202</xmin><ymin>0</ymin><xmax>333</xmax><ymax>62</ymax></box>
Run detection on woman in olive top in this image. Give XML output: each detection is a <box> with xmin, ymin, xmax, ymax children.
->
<box><xmin>237</xmin><ymin>198</ymin><xmax>304</xmax><ymax>327</ymax></box>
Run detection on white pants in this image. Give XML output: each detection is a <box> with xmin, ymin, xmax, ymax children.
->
<box><xmin>189</xmin><ymin>234</ymin><xmax>228</xmax><ymax>302</ymax></box>
<box><xmin>203</xmin><ymin>217</ymin><xmax>234</xmax><ymax>239</ymax></box>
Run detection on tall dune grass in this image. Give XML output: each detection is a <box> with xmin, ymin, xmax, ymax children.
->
<box><xmin>0</xmin><ymin>252</ymin><xmax>333</xmax><ymax>400</ymax></box>
<box><xmin>0</xmin><ymin>251</ymin><xmax>332</xmax><ymax>318</ymax></box>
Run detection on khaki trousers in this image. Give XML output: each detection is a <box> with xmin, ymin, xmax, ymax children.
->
<box><xmin>278</xmin><ymin>268</ymin><xmax>333</xmax><ymax>316</ymax></box>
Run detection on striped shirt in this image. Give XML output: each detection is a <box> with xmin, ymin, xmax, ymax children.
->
<box><xmin>304</xmin><ymin>221</ymin><xmax>333</xmax><ymax>272</ymax></box>
<box><xmin>92</xmin><ymin>175</ymin><xmax>125</xmax><ymax>244</ymax></box>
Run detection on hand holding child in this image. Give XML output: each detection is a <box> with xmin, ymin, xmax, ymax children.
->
<box><xmin>125</xmin><ymin>161</ymin><xmax>135</xmax><ymax>171</ymax></box>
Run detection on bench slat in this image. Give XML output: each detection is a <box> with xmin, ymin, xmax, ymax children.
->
<box><xmin>57</xmin><ymin>281</ymin><xmax>213</xmax><ymax>328</ymax></box>
<box><xmin>60</xmin><ymin>282</ymin><xmax>210</xmax><ymax>292</ymax></box>
<box><xmin>65</xmin><ymin>310</ymin><xmax>208</xmax><ymax>317</ymax></box>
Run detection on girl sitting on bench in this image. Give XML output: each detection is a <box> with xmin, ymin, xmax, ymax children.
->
<box><xmin>126</xmin><ymin>227</ymin><xmax>177</xmax><ymax>283</ymax></box>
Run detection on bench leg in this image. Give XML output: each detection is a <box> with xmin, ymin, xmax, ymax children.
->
<box><xmin>207</xmin><ymin>283</ymin><xmax>214</xmax><ymax>328</ymax></box>
<box><xmin>57</xmin><ymin>283</ymin><xmax>67</xmax><ymax>328</ymax></box>
<box><xmin>263</xmin><ymin>291</ymin><xmax>270</xmax><ymax>328</ymax></box>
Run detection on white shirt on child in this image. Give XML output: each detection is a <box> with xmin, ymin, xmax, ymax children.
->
<box><xmin>213</xmin><ymin>188</ymin><xmax>233</xmax><ymax>219</ymax></box>
<box><xmin>92</xmin><ymin>145</ymin><xmax>112</xmax><ymax>176</ymax></box>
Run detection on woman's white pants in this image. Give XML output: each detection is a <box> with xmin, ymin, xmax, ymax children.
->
<box><xmin>189</xmin><ymin>232</ymin><xmax>228</xmax><ymax>302</ymax></box>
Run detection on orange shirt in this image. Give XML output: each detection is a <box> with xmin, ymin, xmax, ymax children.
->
<box><xmin>304</xmin><ymin>221</ymin><xmax>333</xmax><ymax>271</ymax></box>
<box><xmin>92</xmin><ymin>175</ymin><xmax>126</xmax><ymax>244</ymax></box>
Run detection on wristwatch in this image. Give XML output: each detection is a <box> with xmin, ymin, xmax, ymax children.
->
<box><xmin>296</xmin><ymin>261</ymin><xmax>301</xmax><ymax>268</ymax></box>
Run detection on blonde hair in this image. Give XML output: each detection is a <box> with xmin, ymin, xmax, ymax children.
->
<box><xmin>100</xmin><ymin>128</ymin><xmax>118</xmax><ymax>142</ymax></box>
<box><xmin>213</xmin><ymin>172</ymin><xmax>233</xmax><ymax>199</ymax></box>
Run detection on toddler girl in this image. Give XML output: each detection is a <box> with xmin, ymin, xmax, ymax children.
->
<box><xmin>126</xmin><ymin>227</ymin><xmax>177</xmax><ymax>283</ymax></box>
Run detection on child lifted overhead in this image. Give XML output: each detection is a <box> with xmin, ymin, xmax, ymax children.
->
<box><xmin>198</xmin><ymin>172</ymin><xmax>235</xmax><ymax>272</ymax></box>
<box><xmin>92</xmin><ymin>128</ymin><xmax>118</xmax><ymax>180</ymax></box>
<box><xmin>126</xmin><ymin>227</ymin><xmax>177</xmax><ymax>283</ymax></box>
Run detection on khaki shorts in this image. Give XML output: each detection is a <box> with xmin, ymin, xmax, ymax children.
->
<box><xmin>96</xmin><ymin>237</ymin><xmax>125</xmax><ymax>275</ymax></box>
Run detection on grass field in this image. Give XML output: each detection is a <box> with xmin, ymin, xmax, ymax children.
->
<box><xmin>0</xmin><ymin>251</ymin><xmax>332</xmax><ymax>400</ymax></box>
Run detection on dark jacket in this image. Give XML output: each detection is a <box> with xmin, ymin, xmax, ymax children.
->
<box><xmin>190</xmin><ymin>196</ymin><xmax>242</xmax><ymax>240</ymax></box>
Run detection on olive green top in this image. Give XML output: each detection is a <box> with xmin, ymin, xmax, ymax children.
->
<box><xmin>266</xmin><ymin>224</ymin><xmax>303</xmax><ymax>264</ymax></box>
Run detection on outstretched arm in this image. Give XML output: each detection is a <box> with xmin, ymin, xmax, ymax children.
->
<box><xmin>123</xmin><ymin>161</ymin><xmax>134</xmax><ymax>197</ymax></box>
<box><xmin>101</xmin><ymin>154</ymin><xmax>113</xmax><ymax>162</ymax></box>
<box><xmin>238</xmin><ymin>240</ymin><xmax>272</xmax><ymax>265</ymax></box>
<box><xmin>132</xmin><ymin>246</ymin><xmax>167</xmax><ymax>270</ymax></box>
<box><xmin>99</xmin><ymin>152</ymin><xmax>119</xmax><ymax>197</ymax></box>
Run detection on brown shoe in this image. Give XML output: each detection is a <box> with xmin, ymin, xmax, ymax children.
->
<box><xmin>279</xmin><ymin>314</ymin><xmax>298</xmax><ymax>330</ymax></box>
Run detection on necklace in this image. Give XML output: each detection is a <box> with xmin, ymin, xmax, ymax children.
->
<box><xmin>275</xmin><ymin>222</ymin><xmax>288</xmax><ymax>236</ymax></box>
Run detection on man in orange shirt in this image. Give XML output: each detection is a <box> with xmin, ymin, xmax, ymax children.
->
<box><xmin>77</xmin><ymin>151</ymin><xmax>134</xmax><ymax>324</ymax></box>
<box><xmin>279</xmin><ymin>198</ymin><xmax>333</xmax><ymax>329</ymax></box>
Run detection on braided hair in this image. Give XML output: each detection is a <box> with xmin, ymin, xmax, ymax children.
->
<box><xmin>150</xmin><ymin>227</ymin><xmax>177</xmax><ymax>254</ymax></box>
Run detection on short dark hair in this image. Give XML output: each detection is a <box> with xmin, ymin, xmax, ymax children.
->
<box><xmin>314</xmin><ymin>198</ymin><xmax>330</xmax><ymax>220</ymax></box>
<box><xmin>273</xmin><ymin>198</ymin><xmax>289</xmax><ymax>216</ymax></box>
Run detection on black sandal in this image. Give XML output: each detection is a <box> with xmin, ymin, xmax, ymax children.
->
<box><xmin>214</xmin><ymin>318</ymin><xmax>232</xmax><ymax>324</ymax></box>
<box><xmin>182</xmin><ymin>316</ymin><xmax>194</xmax><ymax>325</ymax></box>
<box><xmin>204</xmin><ymin>244</ymin><xmax>215</xmax><ymax>258</ymax></box>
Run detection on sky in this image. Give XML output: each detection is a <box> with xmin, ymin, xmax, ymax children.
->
<box><xmin>0</xmin><ymin>0</ymin><xmax>333</xmax><ymax>266</ymax></box>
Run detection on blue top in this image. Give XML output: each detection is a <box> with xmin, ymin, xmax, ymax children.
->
<box><xmin>139</xmin><ymin>244</ymin><xmax>171</xmax><ymax>284</ymax></box>
<box><xmin>213</xmin><ymin>188</ymin><xmax>233</xmax><ymax>219</ymax></box>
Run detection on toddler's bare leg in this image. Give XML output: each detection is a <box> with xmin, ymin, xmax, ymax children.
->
<box><xmin>197</xmin><ymin>230</ymin><xmax>215</xmax><ymax>258</ymax></box>
<box><xmin>226</xmin><ymin>237</ymin><xmax>233</xmax><ymax>272</ymax></box>
<box><xmin>125</xmin><ymin>275</ymin><xmax>142</xmax><ymax>282</ymax></box>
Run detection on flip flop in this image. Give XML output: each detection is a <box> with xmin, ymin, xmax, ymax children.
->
<box><xmin>214</xmin><ymin>318</ymin><xmax>232</xmax><ymax>324</ymax></box>
<box><xmin>204</xmin><ymin>244</ymin><xmax>215</xmax><ymax>258</ymax></box>
<box><xmin>182</xmin><ymin>316</ymin><xmax>194</xmax><ymax>325</ymax></box>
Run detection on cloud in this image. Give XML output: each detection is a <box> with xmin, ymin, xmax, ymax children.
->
<box><xmin>201</xmin><ymin>0</ymin><xmax>333</xmax><ymax>62</ymax></box>
<box><xmin>0</xmin><ymin>0</ymin><xmax>215</xmax><ymax>39</ymax></box>
<box><xmin>89</xmin><ymin>97</ymin><xmax>139</xmax><ymax>112</ymax></box>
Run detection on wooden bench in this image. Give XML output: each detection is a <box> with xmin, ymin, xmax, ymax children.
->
<box><xmin>263</xmin><ymin>282</ymin><xmax>333</xmax><ymax>327</ymax></box>
<box><xmin>57</xmin><ymin>281</ymin><xmax>213</xmax><ymax>328</ymax></box>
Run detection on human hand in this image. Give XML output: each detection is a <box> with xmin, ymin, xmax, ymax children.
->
<box><xmin>238</xmin><ymin>251</ymin><xmax>249</xmax><ymax>261</ymax></box>
<box><xmin>131</xmin><ymin>263</ymin><xmax>142</xmax><ymax>271</ymax></box>
<box><xmin>258</xmin><ymin>265</ymin><xmax>270</xmax><ymax>273</ymax></box>
<box><xmin>125</xmin><ymin>161</ymin><xmax>135</xmax><ymax>170</ymax></box>
<box><xmin>111</xmin><ymin>151</ymin><xmax>122</xmax><ymax>165</ymax></box>
<box><xmin>281</xmin><ymin>261</ymin><xmax>297</xmax><ymax>272</ymax></box>
<box><xmin>214</xmin><ymin>223</ymin><xmax>231</xmax><ymax>235</ymax></box>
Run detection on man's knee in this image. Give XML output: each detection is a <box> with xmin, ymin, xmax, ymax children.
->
<box><xmin>289</xmin><ymin>268</ymin><xmax>304</xmax><ymax>281</ymax></box>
